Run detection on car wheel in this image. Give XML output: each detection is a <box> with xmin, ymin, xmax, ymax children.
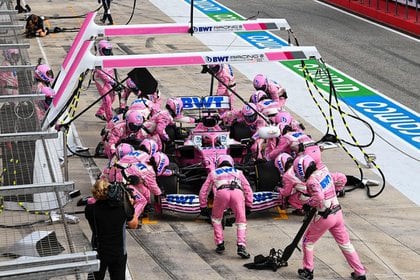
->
<box><xmin>157</xmin><ymin>162</ymin><xmax>179</xmax><ymax>194</ymax></box>
<box><xmin>255</xmin><ymin>160</ymin><xmax>281</xmax><ymax>192</ymax></box>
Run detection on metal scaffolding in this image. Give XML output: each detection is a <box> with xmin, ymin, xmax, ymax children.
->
<box><xmin>0</xmin><ymin>0</ymin><xmax>98</xmax><ymax>278</ymax></box>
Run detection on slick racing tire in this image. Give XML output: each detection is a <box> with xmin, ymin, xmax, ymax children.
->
<box><xmin>229</xmin><ymin>121</ymin><xmax>253</xmax><ymax>142</ymax></box>
<box><xmin>255</xmin><ymin>160</ymin><xmax>281</xmax><ymax>192</ymax></box>
<box><xmin>157</xmin><ymin>162</ymin><xmax>179</xmax><ymax>194</ymax></box>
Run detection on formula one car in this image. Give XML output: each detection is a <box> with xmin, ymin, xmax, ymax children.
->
<box><xmin>156</xmin><ymin>96</ymin><xmax>283</xmax><ymax>215</ymax></box>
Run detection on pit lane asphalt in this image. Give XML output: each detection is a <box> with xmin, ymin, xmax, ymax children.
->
<box><xmin>24</xmin><ymin>0</ymin><xmax>420</xmax><ymax>279</ymax></box>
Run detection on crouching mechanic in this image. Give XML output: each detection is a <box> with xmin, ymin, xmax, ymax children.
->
<box><xmin>293</xmin><ymin>155</ymin><xmax>366</xmax><ymax>280</ymax></box>
<box><xmin>199</xmin><ymin>155</ymin><xmax>253</xmax><ymax>259</ymax></box>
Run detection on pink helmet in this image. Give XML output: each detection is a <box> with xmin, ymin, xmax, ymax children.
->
<box><xmin>151</xmin><ymin>152</ymin><xmax>170</xmax><ymax>176</ymax></box>
<box><xmin>3</xmin><ymin>49</ymin><xmax>19</xmax><ymax>63</ymax></box>
<box><xmin>97</xmin><ymin>40</ymin><xmax>113</xmax><ymax>56</ymax></box>
<box><xmin>139</xmin><ymin>138</ymin><xmax>159</xmax><ymax>156</ymax></box>
<box><xmin>126</xmin><ymin>78</ymin><xmax>140</xmax><ymax>92</ymax></box>
<box><xmin>34</xmin><ymin>64</ymin><xmax>54</xmax><ymax>84</ymax></box>
<box><xmin>293</xmin><ymin>154</ymin><xmax>317</xmax><ymax>181</ymax></box>
<box><xmin>249</xmin><ymin>90</ymin><xmax>268</xmax><ymax>104</ymax></box>
<box><xmin>116</xmin><ymin>143</ymin><xmax>134</xmax><ymax>159</ymax></box>
<box><xmin>241</xmin><ymin>103</ymin><xmax>258</xmax><ymax>124</ymax></box>
<box><xmin>274</xmin><ymin>152</ymin><xmax>293</xmax><ymax>175</ymax></box>
<box><xmin>273</xmin><ymin>110</ymin><xmax>293</xmax><ymax>125</ymax></box>
<box><xmin>216</xmin><ymin>154</ymin><xmax>234</xmax><ymax>168</ymax></box>
<box><xmin>165</xmin><ymin>97</ymin><xmax>183</xmax><ymax>117</ymax></box>
<box><xmin>125</xmin><ymin>110</ymin><xmax>144</xmax><ymax>133</ymax></box>
<box><xmin>253</xmin><ymin>74</ymin><xmax>268</xmax><ymax>91</ymax></box>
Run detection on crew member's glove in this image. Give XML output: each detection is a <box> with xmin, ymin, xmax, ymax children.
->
<box><xmin>159</xmin><ymin>190</ymin><xmax>167</xmax><ymax>199</ymax></box>
<box><xmin>245</xmin><ymin>206</ymin><xmax>252</xmax><ymax>216</ymax></box>
<box><xmin>172</xmin><ymin>170</ymin><xmax>186</xmax><ymax>179</ymax></box>
<box><xmin>113</xmin><ymin>83</ymin><xmax>124</xmax><ymax>92</ymax></box>
<box><xmin>299</xmin><ymin>123</ymin><xmax>306</xmax><ymax>131</ymax></box>
<box><xmin>302</xmin><ymin>204</ymin><xmax>312</xmax><ymax>214</ymax></box>
<box><xmin>200</xmin><ymin>207</ymin><xmax>211</xmax><ymax>217</ymax></box>
<box><xmin>200</xmin><ymin>65</ymin><xmax>209</xmax><ymax>74</ymax></box>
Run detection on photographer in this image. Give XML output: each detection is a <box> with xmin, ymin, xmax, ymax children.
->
<box><xmin>85</xmin><ymin>179</ymin><xmax>138</xmax><ymax>280</ymax></box>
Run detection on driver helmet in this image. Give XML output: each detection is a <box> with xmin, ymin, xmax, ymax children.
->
<box><xmin>34</xmin><ymin>64</ymin><xmax>54</xmax><ymax>84</ymax></box>
<box><xmin>139</xmin><ymin>138</ymin><xmax>159</xmax><ymax>156</ymax></box>
<box><xmin>216</xmin><ymin>154</ymin><xmax>234</xmax><ymax>168</ymax></box>
<box><xmin>41</xmin><ymin>86</ymin><xmax>56</xmax><ymax>108</ymax></box>
<box><xmin>274</xmin><ymin>152</ymin><xmax>293</xmax><ymax>175</ymax></box>
<box><xmin>202</xmin><ymin>135</ymin><xmax>212</xmax><ymax>147</ymax></box>
<box><xmin>125</xmin><ymin>110</ymin><xmax>144</xmax><ymax>133</ymax></box>
<box><xmin>253</xmin><ymin>73</ymin><xmax>268</xmax><ymax>91</ymax></box>
<box><xmin>165</xmin><ymin>97</ymin><xmax>183</xmax><ymax>118</ymax></box>
<box><xmin>3</xmin><ymin>49</ymin><xmax>19</xmax><ymax>64</ymax></box>
<box><xmin>151</xmin><ymin>151</ymin><xmax>170</xmax><ymax>176</ymax></box>
<box><xmin>115</xmin><ymin>143</ymin><xmax>134</xmax><ymax>160</ymax></box>
<box><xmin>249</xmin><ymin>90</ymin><xmax>269</xmax><ymax>104</ymax></box>
<box><xmin>241</xmin><ymin>103</ymin><xmax>258</xmax><ymax>124</ymax></box>
<box><xmin>293</xmin><ymin>154</ymin><xmax>317</xmax><ymax>181</ymax></box>
<box><xmin>97</xmin><ymin>40</ymin><xmax>113</xmax><ymax>56</ymax></box>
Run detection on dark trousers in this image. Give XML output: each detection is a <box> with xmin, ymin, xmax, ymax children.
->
<box><xmin>88</xmin><ymin>254</ymin><xmax>127</xmax><ymax>280</ymax></box>
<box><xmin>101</xmin><ymin>0</ymin><xmax>114</xmax><ymax>24</ymax></box>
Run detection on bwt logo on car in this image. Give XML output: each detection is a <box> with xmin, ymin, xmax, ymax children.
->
<box><xmin>205</xmin><ymin>56</ymin><xmax>229</xmax><ymax>63</ymax></box>
<box><xmin>193</xmin><ymin>26</ymin><xmax>213</xmax><ymax>32</ymax></box>
<box><xmin>166</xmin><ymin>195</ymin><xmax>196</xmax><ymax>204</ymax></box>
<box><xmin>253</xmin><ymin>192</ymin><xmax>274</xmax><ymax>203</ymax></box>
<box><xmin>181</xmin><ymin>96</ymin><xmax>225</xmax><ymax>109</ymax></box>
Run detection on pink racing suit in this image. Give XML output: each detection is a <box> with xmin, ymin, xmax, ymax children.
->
<box><xmin>272</xmin><ymin>109</ymin><xmax>305</xmax><ymax>133</ymax></box>
<box><xmin>264</xmin><ymin>79</ymin><xmax>287</xmax><ymax>107</ymax></box>
<box><xmin>123</xmin><ymin>162</ymin><xmax>163</xmax><ymax>204</ymax></box>
<box><xmin>94</xmin><ymin>67</ymin><xmax>117</xmax><ymax>122</ymax></box>
<box><xmin>214</xmin><ymin>64</ymin><xmax>236</xmax><ymax>110</ymax></box>
<box><xmin>0</xmin><ymin>60</ymin><xmax>18</xmax><ymax>96</ymax></box>
<box><xmin>302</xmin><ymin>169</ymin><xmax>366</xmax><ymax>276</ymax></box>
<box><xmin>279</xmin><ymin>167</ymin><xmax>309</xmax><ymax>210</ymax></box>
<box><xmin>265</xmin><ymin>135</ymin><xmax>293</xmax><ymax>161</ymax></box>
<box><xmin>100</xmin><ymin>151</ymin><xmax>151</xmax><ymax>219</ymax></box>
<box><xmin>199</xmin><ymin>166</ymin><xmax>253</xmax><ymax>246</ymax></box>
<box><xmin>220</xmin><ymin>109</ymin><xmax>240</xmax><ymax>127</ymax></box>
<box><xmin>143</xmin><ymin>109</ymin><xmax>195</xmax><ymax>143</ymax></box>
<box><xmin>106</xmin><ymin>121</ymin><xmax>138</xmax><ymax>159</ymax></box>
<box><xmin>238</xmin><ymin>116</ymin><xmax>267</xmax><ymax>160</ymax></box>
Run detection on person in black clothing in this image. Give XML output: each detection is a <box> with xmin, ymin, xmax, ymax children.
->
<box><xmin>85</xmin><ymin>179</ymin><xmax>138</xmax><ymax>280</ymax></box>
<box><xmin>99</xmin><ymin>0</ymin><xmax>114</xmax><ymax>25</ymax></box>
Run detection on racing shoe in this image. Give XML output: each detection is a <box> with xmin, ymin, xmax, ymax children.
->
<box><xmin>237</xmin><ymin>245</ymin><xmax>250</xmax><ymax>259</ymax></box>
<box><xmin>215</xmin><ymin>242</ymin><xmax>225</xmax><ymax>254</ymax></box>
<box><xmin>351</xmin><ymin>272</ymin><xmax>366</xmax><ymax>280</ymax></box>
<box><xmin>298</xmin><ymin>268</ymin><xmax>314</xmax><ymax>280</ymax></box>
<box><xmin>95</xmin><ymin>114</ymin><xmax>107</xmax><ymax>121</ymax></box>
